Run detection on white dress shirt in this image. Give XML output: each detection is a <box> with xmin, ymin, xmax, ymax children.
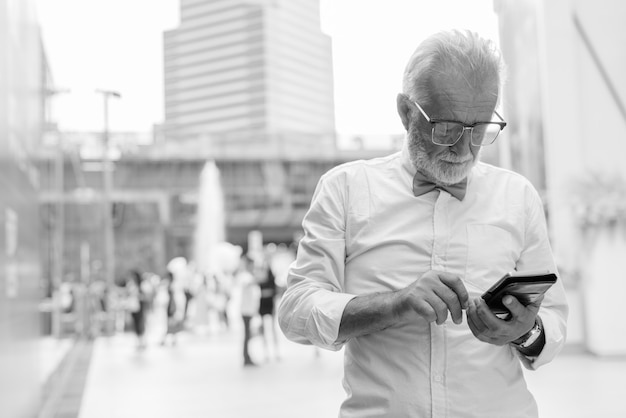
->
<box><xmin>278</xmin><ymin>145</ymin><xmax>568</xmax><ymax>418</ymax></box>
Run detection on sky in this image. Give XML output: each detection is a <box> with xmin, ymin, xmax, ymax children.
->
<box><xmin>37</xmin><ymin>0</ymin><xmax>500</xmax><ymax>137</ymax></box>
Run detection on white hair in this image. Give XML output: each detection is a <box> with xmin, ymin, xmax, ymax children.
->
<box><xmin>401</xmin><ymin>29</ymin><xmax>505</xmax><ymax>105</ymax></box>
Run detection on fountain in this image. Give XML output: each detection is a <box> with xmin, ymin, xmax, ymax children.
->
<box><xmin>192</xmin><ymin>161</ymin><xmax>243</xmax><ymax>333</ymax></box>
<box><xmin>193</xmin><ymin>160</ymin><xmax>226</xmax><ymax>275</ymax></box>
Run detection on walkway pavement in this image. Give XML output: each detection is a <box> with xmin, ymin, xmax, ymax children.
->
<box><xmin>78</xmin><ymin>312</ymin><xmax>345</xmax><ymax>418</ymax></box>
<box><xmin>74</xmin><ymin>310</ymin><xmax>626</xmax><ymax>418</ymax></box>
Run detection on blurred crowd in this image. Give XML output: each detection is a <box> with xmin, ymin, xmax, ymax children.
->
<box><xmin>56</xmin><ymin>241</ymin><xmax>297</xmax><ymax>366</ymax></box>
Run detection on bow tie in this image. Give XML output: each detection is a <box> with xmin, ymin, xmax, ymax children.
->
<box><xmin>412</xmin><ymin>171</ymin><xmax>467</xmax><ymax>201</ymax></box>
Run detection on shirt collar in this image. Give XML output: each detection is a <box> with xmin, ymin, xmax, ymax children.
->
<box><xmin>400</xmin><ymin>140</ymin><xmax>417</xmax><ymax>178</ymax></box>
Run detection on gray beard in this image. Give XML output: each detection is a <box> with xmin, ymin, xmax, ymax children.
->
<box><xmin>407</xmin><ymin>129</ymin><xmax>480</xmax><ymax>186</ymax></box>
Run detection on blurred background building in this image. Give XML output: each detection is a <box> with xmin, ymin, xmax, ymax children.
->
<box><xmin>37</xmin><ymin>137</ymin><xmax>389</xmax><ymax>283</ymax></box>
<box><xmin>161</xmin><ymin>0</ymin><xmax>336</xmax><ymax>152</ymax></box>
<box><xmin>1</xmin><ymin>0</ymin><xmax>625</xmax><ymax>417</ymax></box>
<box><xmin>35</xmin><ymin>0</ymin><xmax>391</xmax><ymax>290</ymax></box>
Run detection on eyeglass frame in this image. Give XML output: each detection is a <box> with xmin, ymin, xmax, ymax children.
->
<box><xmin>412</xmin><ymin>99</ymin><xmax>507</xmax><ymax>147</ymax></box>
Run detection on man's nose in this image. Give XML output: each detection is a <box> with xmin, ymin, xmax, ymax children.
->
<box><xmin>451</xmin><ymin>129</ymin><xmax>472</xmax><ymax>155</ymax></box>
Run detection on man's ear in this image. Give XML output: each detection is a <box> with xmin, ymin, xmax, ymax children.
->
<box><xmin>396</xmin><ymin>93</ymin><xmax>411</xmax><ymax>131</ymax></box>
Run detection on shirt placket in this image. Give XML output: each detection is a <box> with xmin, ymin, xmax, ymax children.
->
<box><xmin>430</xmin><ymin>191</ymin><xmax>449</xmax><ymax>418</ymax></box>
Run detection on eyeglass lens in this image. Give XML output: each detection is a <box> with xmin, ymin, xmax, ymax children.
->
<box><xmin>432</xmin><ymin>122</ymin><xmax>501</xmax><ymax>146</ymax></box>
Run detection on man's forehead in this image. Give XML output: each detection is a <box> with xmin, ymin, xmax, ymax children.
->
<box><xmin>426</xmin><ymin>73</ymin><xmax>497</xmax><ymax>114</ymax></box>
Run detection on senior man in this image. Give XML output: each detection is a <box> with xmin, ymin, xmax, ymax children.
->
<box><xmin>278</xmin><ymin>29</ymin><xmax>568</xmax><ymax>418</ymax></box>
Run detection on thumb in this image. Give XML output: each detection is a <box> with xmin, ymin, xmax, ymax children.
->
<box><xmin>503</xmin><ymin>295</ymin><xmax>540</xmax><ymax>319</ymax></box>
<box><xmin>502</xmin><ymin>295</ymin><xmax>525</xmax><ymax>316</ymax></box>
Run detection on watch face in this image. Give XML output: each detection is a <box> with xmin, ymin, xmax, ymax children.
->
<box><xmin>519</xmin><ymin>323</ymin><xmax>541</xmax><ymax>348</ymax></box>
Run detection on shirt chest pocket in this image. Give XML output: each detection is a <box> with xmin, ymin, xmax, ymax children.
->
<box><xmin>465</xmin><ymin>224</ymin><xmax>517</xmax><ymax>292</ymax></box>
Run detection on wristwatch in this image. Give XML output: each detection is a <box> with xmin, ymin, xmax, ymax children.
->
<box><xmin>512</xmin><ymin>318</ymin><xmax>542</xmax><ymax>349</ymax></box>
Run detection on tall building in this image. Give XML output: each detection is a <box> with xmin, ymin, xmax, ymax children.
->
<box><xmin>163</xmin><ymin>0</ymin><xmax>336</xmax><ymax>152</ymax></box>
<box><xmin>1</xmin><ymin>0</ymin><xmax>47</xmax><ymax>415</ymax></box>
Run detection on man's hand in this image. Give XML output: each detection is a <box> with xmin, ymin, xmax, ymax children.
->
<box><xmin>466</xmin><ymin>294</ymin><xmax>542</xmax><ymax>345</ymax></box>
<box><xmin>336</xmin><ymin>271</ymin><xmax>468</xmax><ymax>342</ymax></box>
<box><xmin>399</xmin><ymin>271</ymin><xmax>469</xmax><ymax>325</ymax></box>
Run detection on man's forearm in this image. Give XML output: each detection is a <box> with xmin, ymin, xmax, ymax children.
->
<box><xmin>336</xmin><ymin>290</ymin><xmax>407</xmax><ymax>343</ymax></box>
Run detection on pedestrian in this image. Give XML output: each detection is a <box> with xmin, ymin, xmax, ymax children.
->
<box><xmin>181</xmin><ymin>261</ymin><xmax>195</xmax><ymax>323</ymax></box>
<box><xmin>213</xmin><ymin>270</ymin><xmax>233</xmax><ymax>331</ymax></box>
<box><xmin>190</xmin><ymin>270</ymin><xmax>211</xmax><ymax>333</ymax></box>
<box><xmin>278</xmin><ymin>29</ymin><xmax>568</xmax><ymax>417</ymax></box>
<box><xmin>126</xmin><ymin>270</ymin><xmax>148</xmax><ymax>349</ymax></box>
<box><xmin>160</xmin><ymin>271</ymin><xmax>182</xmax><ymax>345</ymax></box>
<box><xmin>236</xmin><ymin>255</ymin><xmax>260</xmax><ymax>366</ymax></box>
<box><xmin>252</xmin><ymin>248</ymin><xmax>280</xmax><ymax>361</ymax></box>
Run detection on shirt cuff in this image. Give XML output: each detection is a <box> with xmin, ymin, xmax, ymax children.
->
<box><xmin>305</xmin><ymin>292</ymin><xmax>357</xmax><ymax>351</ymax></box>
<box><xmin>516</xmin><ymin>312</ymin><xmax>566</xmax><ymax>370</ymax></box>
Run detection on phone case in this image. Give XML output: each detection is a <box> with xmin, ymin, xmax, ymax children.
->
<box><xmin>481</xmin><ymin>272</ymin><xmax>557</xmax><ymax>314</ymax></box>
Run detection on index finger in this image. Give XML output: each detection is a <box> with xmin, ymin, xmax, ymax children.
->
<box><xmin>439</xmin><ymin>274</ymin><xmax>469</xmax><ymax>309</ymax></box>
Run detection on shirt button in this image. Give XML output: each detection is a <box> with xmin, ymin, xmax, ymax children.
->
<box><xmin>434</xmin><ymin>375</ymin><xmax>443</xmax><ymax>383</ymax></box>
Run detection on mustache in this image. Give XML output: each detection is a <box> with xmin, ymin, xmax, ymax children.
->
<box><xmin>439</xmin><ymin>153</ymin><xmax>473</xmax><ymax>163</ymax></box>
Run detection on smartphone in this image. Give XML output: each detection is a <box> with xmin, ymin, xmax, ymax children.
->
<box><xmin>481</xmin><ymin>271</ymin><xmax>557</xmax><ymax>315</ymax></box>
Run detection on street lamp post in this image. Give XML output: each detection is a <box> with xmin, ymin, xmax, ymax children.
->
<box><xmin>95</xmin><ymin>89</ymin><xmax>121</xmax><ymax>336</ymax></box>
<box><xmin>45</xmin><ymin>87</ymin><xmax>70</xmax><ymax>338</ymax></box>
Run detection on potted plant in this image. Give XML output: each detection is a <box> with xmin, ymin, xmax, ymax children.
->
<box><xmin>569</xmin><ymin>171</ymin><xmax>626</xmax><ymax>355</ymax></box>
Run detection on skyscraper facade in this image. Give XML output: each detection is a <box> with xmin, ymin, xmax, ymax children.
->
<box><xmin>163</xmin><ymin>0</ymin><xmax>336</xmax><ymax>152</ymax></box>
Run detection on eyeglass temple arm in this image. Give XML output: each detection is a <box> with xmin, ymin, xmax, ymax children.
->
<box><xmin>494</xmin><ymin>109</ymin><xmax>507</xmax><ymax>128</ymax></box>
<box><xmin>412</xmin><ymin>101</ymin><xmax>432</xmax><ymax>122</ymax></box>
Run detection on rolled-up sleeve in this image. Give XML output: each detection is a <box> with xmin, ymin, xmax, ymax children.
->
<box><xmin>277</xmin><ymin>170</ymin><xmax>357</xmax><ymax>351</ymax></box>
<box><xmin>516</xmin><ymin>186</ymin><xmax>569</xmax><ymax>370</ymax></box>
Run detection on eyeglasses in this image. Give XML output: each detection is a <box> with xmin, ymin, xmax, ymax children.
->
<box><xmin>413</xmin><ymin>100</ymin><xmax>507</xmax><ymax>147</ymax></box>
